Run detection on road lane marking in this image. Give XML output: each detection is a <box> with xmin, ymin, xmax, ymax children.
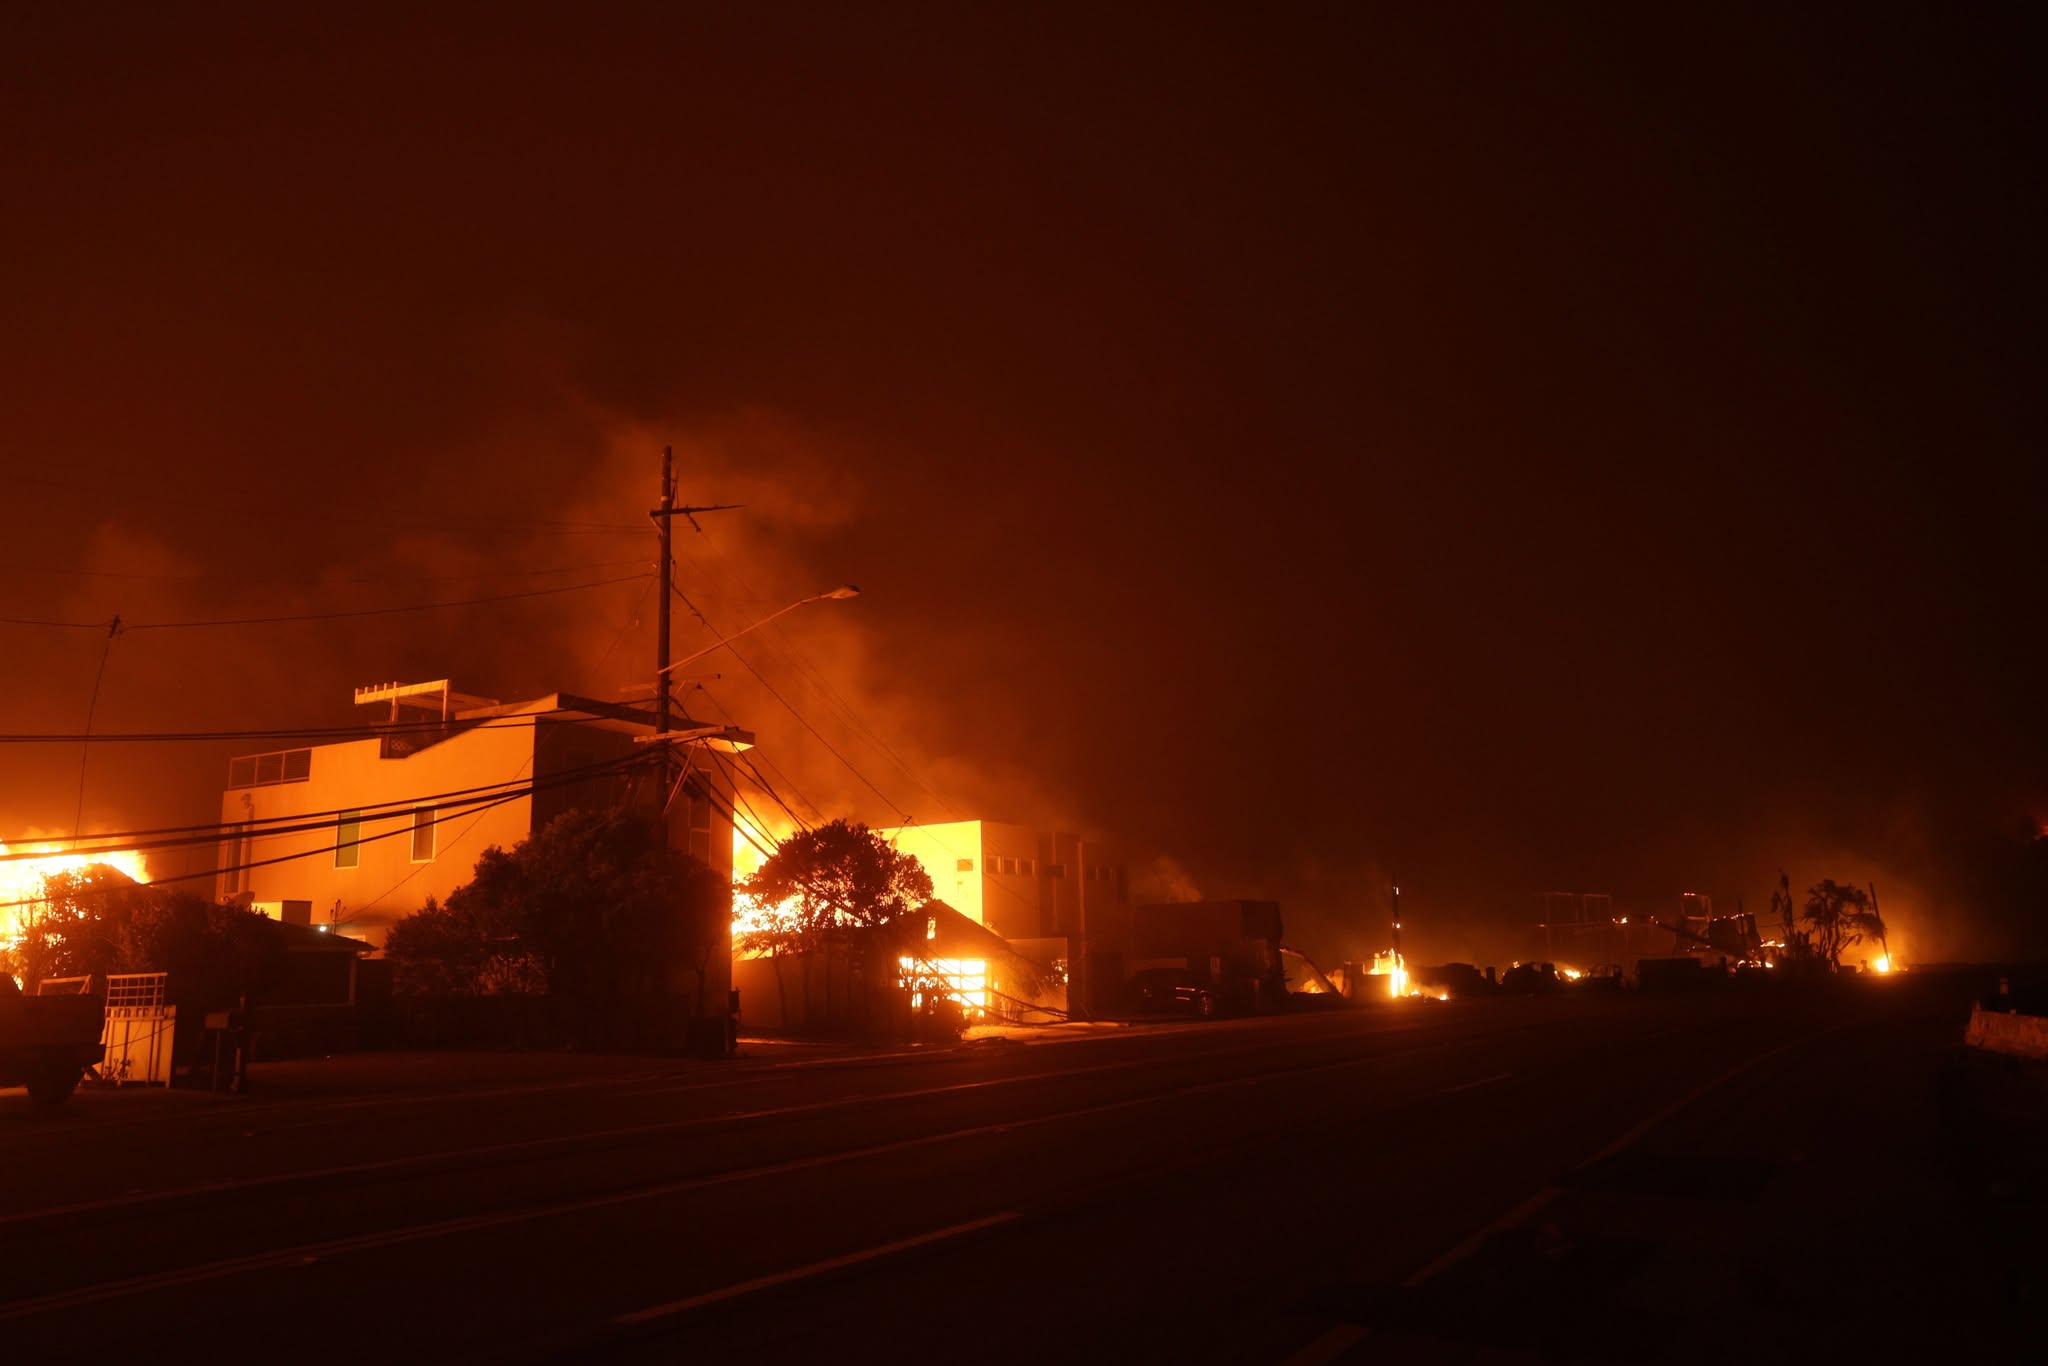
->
<box><xmin>1575</xmin><ymin>1032</ymin><xmax>1810</xmax><ymax>1169</ymax></box>
<box><xmin>0</xmin><ymin>1026</ymin><xmax>1449</xmax><ymax>1230</ymax></box>
<box><xmin>1398</xmin><ymin>1185</ymin><xmax>1564</xmax><ymax>1288</ymax></box>
<box><xmin>0</xmin><ymin>1037</ymin><xmax>1516</xmax><ymax>1316</ymax></box>
<box><xmin>1431</xmin><ymin>1071</ymin><xmax>1511</xmax><ymax>1097</ymax></box>
<box><xmin>1398</xmin><ymin>1025</ymin><xmax>1847</xmax><ymax>1289</ymax></box>
<box><xmin>613</xmin><ymin>1212</ymin><xmax>1021</xmax><ymax>1324</ymax></box>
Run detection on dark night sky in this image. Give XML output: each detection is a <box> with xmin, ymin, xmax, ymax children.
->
<box><xmin>3</xmin><ymin>4</ymin><xmax>2043</xmax><ymax>965</ymax></box>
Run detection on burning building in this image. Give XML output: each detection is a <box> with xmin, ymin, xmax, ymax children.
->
<box><xmin>880</xmin><ymin>820</ymin><xmax>1132</xmax><ymax>1016</ymax></box>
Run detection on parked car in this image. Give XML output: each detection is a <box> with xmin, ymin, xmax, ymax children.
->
<box><xmin>1122</xmin><ymin>968</ymin><xmax>1238</xmax><ymax>1019</ymax></box>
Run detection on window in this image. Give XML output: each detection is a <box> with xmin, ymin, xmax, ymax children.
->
<box><xmin>1019</xmin><ymin>858</ymin><xmax>1035</xmax><ymax>877</ymax></box>
<box><xmin>335</xmin><ymin>811</ymin><xmax>362</xmax><ymax>869</ymax></box>
<box><xmin>411</xmin><ymin>806</ymin><xmax>437</xmax><ymax>862</ymax></box>
<box><xmin>1047</xmin><ymin>863</ymin><xmax>1067</xmax><ymax>878</ymax></box>
<box><xmin>219</xmin><ymin>823</ymin><xmax>248</xmax><ymax>899</ymax></box>
<box><xmin>956</xmin><ymin>858</ymin><xmax>974</xmax><ymax>873</ymax></box>
<box><xmin>1002</xmin><ymin>857</ymin><xmax>1017</xmax><ymax>875</ymax></box>
<box><xmin>226</xmin><ymin>748</ymin><xmax>311</xmax><ymax>788</ymax></box>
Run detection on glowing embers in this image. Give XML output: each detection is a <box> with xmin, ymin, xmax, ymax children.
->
<box><xmin>0</xmin><ymin>842</ymin><xmax>152</xmax><ymax>952</ymax></box>
<box><xmin>901</xmin><ymin>956</ymin><xmax>988</xmax><ymax>1014</ymax></box>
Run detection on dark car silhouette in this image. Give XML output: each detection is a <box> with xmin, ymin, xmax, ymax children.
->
<box><xmin>1122</xmin><ymin>968</ymin><xmax>1237</xmax><ymax>1018</ymax></box>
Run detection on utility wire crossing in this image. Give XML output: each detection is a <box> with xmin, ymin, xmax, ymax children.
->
<box><xmin>0</xmin><ymin>574</ymin><xmax>640</xmax><ymax>633</ymax></box>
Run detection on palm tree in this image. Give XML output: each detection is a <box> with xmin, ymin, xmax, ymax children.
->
<box><xmin>1802</xmin><ymin>879</ymin><xmax>1888</xmax><ymax>969</ymax></box>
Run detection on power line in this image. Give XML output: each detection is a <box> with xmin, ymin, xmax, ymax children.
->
<box><xmin>347</xmin><ymin>573</ymin><xmax>666</xmax><ymax>923</ymax></box>
<box><xmin>3</xmin><ymin>574</ymin><xmax>641</xmax><ymax>633</ymax></box>
<box><xmin>1</xmin><ymin>752</ymin><xmax>653</xmax><ymax>866</ymax></box>
<box><xmin>0</xmin><ymin>707</ymin><xmax>651</xmax><ymax>745</ymax></box>
<box><xmin>710</xmin><ymin>751</ymin><xmax>810</xmax><ymax>851</ymax></box>
<box><xmin>668</xmin><ymin>545</ymin><xmax>964</xmax><ymax>821</ymax></box>
<box><xmin>695</xmin><ymin>685</ymin><xmax>826</xmax><ymax>824</ymax></box>
<box><xmin>0</xmin><ymin>559</ymin><xmax>648</xmax><ymax>586</ymax></box>
<box><xmin>2</xmin><ymin>784</ymin><xmax>533</xmax><ymax>912</ymax></box>
<box><xmin>0</xmin><ymin>754</ymin><xmax>660</xmax><ymax>911</ymax></box>
<box><xmin>0</xmin><ymin>614</ymin><xmax>105</xmax><ymax>629</ymax></box>
<box><xmin>672</xmin><ymin>584</ymin><xmax>910</xmax><ymax>823</ymax></box>
<box><xmin>125</xmin><ymin>574</ymin><xmax>644</xmax><ymax>630</ymax></box>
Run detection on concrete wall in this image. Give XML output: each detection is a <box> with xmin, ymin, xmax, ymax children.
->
<box><xmin>1965</xmin><ymin>1003</ymin><xmax>2048</xmax><ymax>1061</ymax></box>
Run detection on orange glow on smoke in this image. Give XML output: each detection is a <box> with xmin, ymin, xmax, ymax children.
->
<box><xmin>1</xmin><ymin>842</ymin><xmax>152</xmax><ymax>956</ymax></box>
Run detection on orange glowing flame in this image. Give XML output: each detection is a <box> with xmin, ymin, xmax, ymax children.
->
<box><xmin>900</xmin><ymin>956</ymin><xmax>989</xmax><ymax>1013</ymax></box>
<box><xmin>1368</xmin><ymin>949</ymin><xmax>1409</xmax><ymax>999</ymax></box>
<box><xmin>731</xmin><ymin>817</ymin><xmax>799</xmax><ymax>954</ymax></box>
<box><xmin>1</xmin><ymin>841</ymin><xmax>152</xmax><ymax>957</ymax></box>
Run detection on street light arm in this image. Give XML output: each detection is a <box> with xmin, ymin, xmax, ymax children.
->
<box><xmin>656</xmin><ymin>586</ymin><xmax>859</xmax><ymax>676</ymax></box>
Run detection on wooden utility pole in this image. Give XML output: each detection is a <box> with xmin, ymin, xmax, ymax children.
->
<box><xmin>645</xmin><ymin>447</ymin><xmax>742</xmax><ymax>745</ymax></box>
<box><xmin>644</xmin><ymin>448</ymin><xmax>743</xmax><ymax>1058</ymax></box>
<box><xmin>654</xmin><ymin>446</ymin><xmax>674</xmax><ymax>749</ymax></box>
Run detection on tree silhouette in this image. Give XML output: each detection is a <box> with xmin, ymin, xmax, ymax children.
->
<box><xmin>740</xmin><ymin>819</ymin><xmax>933</xmax><ymax>1026</ymax></box>
<box><xmin>385</xmin><ymin>809</ymin><xmax>724</xmax><ymax>1009</ymax></box>
<box><xmin>1802</xmin><ymin>879</ymin><xmax>1889</xmax><ymax>969</ymax></box>
<box><xmin>741</xmin><ymin>819</ymin><xmax>934</xmax><ymax>954</ymax></box>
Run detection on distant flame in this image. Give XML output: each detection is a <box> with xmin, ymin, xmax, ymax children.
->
<box><xmin>0</xmin><ymin>841</ymin><xmax>152</xmax><ymax>954</ymax></box>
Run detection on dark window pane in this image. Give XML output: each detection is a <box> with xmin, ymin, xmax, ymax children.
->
<box><xmin>335</xmin><ymin>812</ymin><xmax>361</xmax><ymax>869</ymax></box>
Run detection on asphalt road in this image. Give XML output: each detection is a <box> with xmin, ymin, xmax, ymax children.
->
<box><xmin>0</xmin><ymin>976</ymin><xmax>2021</xmax><ymax>1363</ymax></box>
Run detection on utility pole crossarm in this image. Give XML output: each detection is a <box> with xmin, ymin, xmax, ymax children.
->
<box><xmin>649</xmin><ymin>502</ymin><xmax>745</xmax><ymax>533</ymax></box>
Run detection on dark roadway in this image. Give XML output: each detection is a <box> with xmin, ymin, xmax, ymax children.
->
<box><xmin>0</xmin><ymin>977</ymin><xmax>2030</xmax><ymax>1364</ymax></box>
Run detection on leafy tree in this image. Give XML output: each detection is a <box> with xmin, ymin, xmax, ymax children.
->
<box><xmin>740</xmin><ymin>819</ymin><xmax>934</xmax><ymax>1026</ymax></box>
<box><xmin>2</xmin><ymin>867</ymin><xmax>282</xmax><ymax>1014</ymax></box>
<box><xmin>1802</xmin><ymin>879</ymin><xmax>1889</xmax><ymax>970</ymax></box>
<box><xmin>385</xmin><ymin>809</ymin><xmax>725</xmax><ymax>1020</ymax></box>
<box><xmin>741</xmin><ymin>818</ymin><xmax>933</xmax><ymax>955</ymax></box>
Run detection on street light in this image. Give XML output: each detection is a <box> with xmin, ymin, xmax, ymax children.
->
<box><xmin>657</xmin><ymin>585</ymin><xmax>860</xmax><ymax>676</ymax></box>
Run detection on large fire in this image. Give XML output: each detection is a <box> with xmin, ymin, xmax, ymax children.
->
<box><xmin>0</xmin><ymin>841</ymin><xmax>152</xmax><ymax>956</ymax></box>
<box><xmin>731</xmin><ymin>817</ymin><xmax>798</xmax><ymax>952</ymax></box>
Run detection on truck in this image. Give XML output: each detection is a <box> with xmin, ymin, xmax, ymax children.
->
<box><xmin>0</xmin><ymin>974</ymin><xmax>105</xmax><ymax>1106</ymax></box>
